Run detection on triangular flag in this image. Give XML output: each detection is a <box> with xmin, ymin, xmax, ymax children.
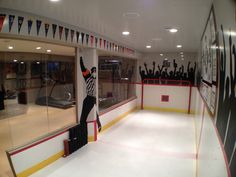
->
<box><xmin>27</xmin><ymin>19</ymin><xmax>33</xmax><ymax>34</ymax></box>
<box><xmin>107</xmin><ymin>41</ymin><xmax>109</xmax><ymax>50</ymax></box>
<box><xmin>110</xmin><ymin>43</ymin><xmax>112</xmax><ymax>50</ymax></box>
<box><xmin>90</xmin><ymin>35</ymin><xmax>94</xmax><ymax>47</ymax></box>
<box><xmin>9</xmin><ymin>15</ymin><xmax>15</xmax><ymax>32</ymax></box>
<box><xmin>104</xmin><ymin>40</ymin><xmax>106</xmax><ymax>49</ymax></box>
<box><xmin>81</xmin><ymin>33</ymin><xmax>85</xmax><ymax>44</ymax></box>
<box><xmin>95</xmin><ymin>37</ymin><xmax>98</xmax><ymax>47</ymax></box>
<box><xmin>52</xmin><ymin>24</ymin><xmax>57</xmax><ymax>38</ymax></box>
<box><xmin>76</xmin><ymin>31</ymin><xmax>80</xmax><ymax>43</ymax></box>
<box><xmin>65</xmin><ymin>28</ymin><xmax>69</xmax><ymax>41</ymax></box>
<box><xmin>59</xmin><ymin>26</ymin><xmax>63</xmax><ymax>40</ymax></box>
<box><xmin>18</xmin><ymin>16</ymin><xmax>24</xmax><ymax>33</ymax></box>
<box><xmin>45</xmin><ymin>23</ymin><xmax>50</xmax><ymax>37</ymax></box>
<box><xmin>0</xmin><ymin>14</ymin><xmax>6</xmax><ymax>32</ymax></box>
<box><xmin>113</xmin><ymin>43</ymin><xmax>115</xmax><ymax>50</ymax></box>
<box><xmin>86</xmin><ymin>34</ymin><xmax>89</xmax><ymax>45</ymax></box>
<box><xmin>70</xmin><ymin>29</ymin><xmax>75</xmax><ymax>42</ymax></box>
<box><xmin>100</xmin><ymin>38</ymin><xmax>102</xmax><ymax>48</ymax></box>
<box><xmin>36</xmin><ymin>20</ymin><xmax>42</xmax><ymax>36</ymax></box>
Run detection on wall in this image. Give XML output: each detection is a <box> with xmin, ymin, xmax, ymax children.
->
<box><xmin>138</xmin><ymin>52</ymin><xmax>197</xmax><ymax>82</ymax></box>
<box><xmin>196</xmin><ymin>0</ymin><xmax>236</xmax><ymax>176</ymax></box>
<box><xmin>7</xmin><ymin>121</ymin><xmax>96</xmax><ymax>177</ymax></box>
<box><xmin>99</xmin><ymin>98</ymin><xmax>137</xmax><ymax>132</ymax></box>
<box><xmin>136</xmin><ymin>82</ymin><xmax>197</xmax><ymax>114</ymax></box>
<box><xmin>193</xmin><ymin>89</ymin><xmax>229</xmax><ymax>177</ymax></box>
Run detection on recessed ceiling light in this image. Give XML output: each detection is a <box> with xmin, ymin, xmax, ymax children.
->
<box><xmin>181</xmin><ymin>55</ymin><xmax>184</xmax><ymax>57</ymax></box>
<box><xmin>46</xmin><ymin>49</ymin><xmax>51</xmax><ymax>53</ymax></box>
<box><xmin>160</xmin><ymin>54</ymin><xmax>163</xmax><ymax>56</ymax></box>
<box><xmin>36</xmin><ymin>61</ymin><xmax>40</xmax><ymax>64</ymax></box>
<box><xmin>8</xmin><ymin>46</ymin><xmax>13</xmax><ymax>50</ymax></box>
<box><xmin>177</xmin><ymin>45</ymin><xmax>182</xmax><ymax>48</ymax></box>
<box><xmin>122</xmin><ymin>31</ymin><xmax>130</xmax><ymax>36</ymax></box>
<box><xmin>50</xmin><ymin>0</ymin><xmax>60</xmax><ymax>2</ymax></box>
<box><xmin>13</xmin><ymin>59</ymin><xmax>18</xmax><ymax>62</ymax></box>
<box><xmin>123</xmin><ymin>12</ymin><xmax>140</xmax><ymax>19</ymax></box>
<box><xmin>20</xmin><ymin>61</ymin><xmax>24</xmax><ymax>64</ymax></box>
<box><xmin>181</xmin><ymin>58</ymin><xmax>184</xmax><ymax>60</ymax></box>
<box><xmin>164</xmin><ymin>58</ymin><xmax>168</xmax><ymax>61</ymax></box>
<box><xmin>169</xmin><ymin>28</ymin><xmax>178</xmax><ymax>33</ymax></box>
<box><xmin>36</xmin><ymin>47</ymin><xmax>42</xmax><ymax>50</ymax></box>
<box><xmin>180</xmin><ymin>52</ymin><xmax>184</xmax><ymax>55</ymax></box>
<box><xmin>146</xmin><ymin>45</ymin><xmax>151</xmax><ymax>49</ymax></box>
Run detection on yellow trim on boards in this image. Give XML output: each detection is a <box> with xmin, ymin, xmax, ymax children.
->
<box><xmin>88</xmin><ymin>136</ymin><xmax>95</xmax><ymax>142</ymax></box>
<box><xmin>17</xmin><ymin>151</ymin><xmax>64</xmax><ymax>177</ymax></box>
<box><xmin>99</xmin><ymin>107</ymin><xmax>137</xmax><ymax>133</ymax></box>
<box><xmin>15</xmin><ymin>106</ymin><xmax>137</xmax><ymax>177</ymax></box>
<box><xmin>143</xmin><ymin>106</ymin><xmax>195</xmax><ymax>114</ymax></box>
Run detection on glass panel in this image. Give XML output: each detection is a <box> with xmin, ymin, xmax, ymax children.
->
<box><xmin>98</xmin><ymin>56</ymin><xmax>137</xmax><ymax>111</ymax></box>
<box><xmin>47</xmin><ymin>55</ymin><xmax>76</xmax><ymax>131</ymax></box>
<box><xmin>0</xmin><ymin>39</ymin><xmax>76</xmax><ymax>176</ymax></box>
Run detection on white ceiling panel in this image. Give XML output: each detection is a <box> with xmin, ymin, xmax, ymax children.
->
<box><xmin>0</xmin><ymin>0</ymin><xmax>212</xmax><ymax>52</ymax></box>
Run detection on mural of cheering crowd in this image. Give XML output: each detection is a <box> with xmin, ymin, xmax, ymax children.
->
<box><xmin>139</xmin><ymin>59</ymin><xmax>196</xmax><ymax>85</ymax></box>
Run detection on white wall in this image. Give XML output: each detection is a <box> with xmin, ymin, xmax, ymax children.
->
<box><xmin>100</xmin><ymin>98</ymin><xmax>137</xmax><ymax>128</ymax></box>
<box><xmin>197</xmin><ymin>107</ymin><xmax>229</xmax><ymax>177</ymax></box>
<box><xmin>10</xmin><ymin>131</ymin><xmax>68</xmax><ymax>175</ymax></box>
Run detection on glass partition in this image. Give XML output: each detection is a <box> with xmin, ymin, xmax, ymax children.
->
<box><xmin>98</xmin><ymin>56</ymin><xmax>137</xmax><ymax>111</ymax></box>
<box><xmin>0</xmin><ymin>39</ymin><xmax>76</xmax><ymax>176</ymax></box>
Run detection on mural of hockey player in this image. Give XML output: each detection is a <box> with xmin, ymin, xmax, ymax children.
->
<box><xmin>80</xmin><ymin>56</ymin><xmax>102</xmax><ymax>144</ymax></box>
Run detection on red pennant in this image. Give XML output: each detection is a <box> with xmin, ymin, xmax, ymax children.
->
<box><xmin>0</xmin><ymin>14</ymin><xmax>6</xmax><ymax>32</ymax></box>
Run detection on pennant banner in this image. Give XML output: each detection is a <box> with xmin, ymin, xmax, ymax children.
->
<box><xmin>81</xmin><ymin>32</ymin><xmax>85</xmax><ymax>44</ymax></box>
<box><xmin>0</xmin><ymin>14</ymin><xmax>6</xmax><ymax>32</ymax></box>
<box><xmin>104</xmin><ymin>40</ymin><xmax>106</xmax><ymax>49</ymax></box>
<box><xmin>110</xmin><ymin>42</ymin><xmax>112</xmax><ymax>51</ymax></box>
<box><xmin>86</xmin><ymin>34</ymin><xmax>89</xmax><ymax>45</ymax></box>
<box><xmin>95</xmin><ymin>37</ymin><xmax>98</xmax><ymax>47</ymax></box>
<box><xmin>9</xmin><ymin>15</ymin><xmax>15</xmax><ymax>32</ymax></box>
<box><xmin>18</xmin><ymin>16</ymin><xmax>24</xmax><ymax>33</ymax></box>
<box><xmin>65</xmin><ymin>28</ymin><xmax>69</xmax><ymax>41</ymax></box>
<box><xmin>76</xmin><ymin>31</ymin><xmax>80</xmax><ymax>43</ymax></box>
<box><xmin>90</xmin><ymin>35</ymin><xmax>94</xmax><ymax>47</ymax></box>
<box><xmin>107</xmin><ymin>41</ymin><xmax>109</xmax><ymax>50</ymax></box>
<box><xmin>100</xmin><ymin>38</ymin><xmax>102</xmax><ymax>48</ymax></box>
<box><xmin>71</xmin><ymin>29</ymin><xmax>75</xmax><ymax>42</ymax></box>
<box><xmin>52</xmin><ymin>24</ymin><xmax>57</xmax><ymax>38</ymax></box>
<box><xmin>59</xmin><ymin>26</ymin><xmax>63</xmax><ymax>40</ymax></box>
<box><xmin>36</xmin><ymin>20</ymin><xmax>42</xmax><ymax>36</ymax></box>
<box><xmin>45</xmin><ymin>23</ymin><xmax>50</xmax><ymax>37</ymax></box>
<box><xmin>27</xmin><ymin>19</ymin><xmax>33</xmax><ymax>34</ymax></box>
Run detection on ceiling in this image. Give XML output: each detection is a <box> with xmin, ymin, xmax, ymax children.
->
<box><xmin>0</xmin><ymin>38</ymin><xmax>75</xmax><ymax>56</ymax></box>
<box><xmin>0</xmin><ymin>0</ymin><xmax>212</xmax><ymax>53</ymax></box>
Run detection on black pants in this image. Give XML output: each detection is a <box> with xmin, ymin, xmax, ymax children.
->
<box><xmin>80</xmin><ymin>95</ymin><xmax>96</xmax><ymax>143</ymax></box>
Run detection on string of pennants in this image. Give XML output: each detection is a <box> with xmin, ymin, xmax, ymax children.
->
<box><xmin>0</xmin><ymin>13</ymin><xmax>135</xmax><ymax>55</ymax></box>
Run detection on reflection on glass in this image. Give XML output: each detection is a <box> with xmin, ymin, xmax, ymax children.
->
<box><xmin>98</xmin><ymin>56</ymin><xmax>137</xmax><ymax>111</ymax></box>
<box><xmin>0</xmin><ymin>50</ymin><xmax>76</xmax><ymax>176</ymax></box>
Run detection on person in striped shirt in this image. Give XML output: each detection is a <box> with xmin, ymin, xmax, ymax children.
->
<box><xmin>80</xmin><ymin>57</ymin><xmax>102</xmax><ymax>144</ymax></box>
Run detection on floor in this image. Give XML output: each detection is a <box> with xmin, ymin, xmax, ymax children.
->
<box><xmin>0</xmin><ymin>100</ymin><xmax>76</xmax><ymax>177</ymax></box>
<box><xmin>31</xmin><ymin>110</ymin><xmax>196</xmax><ymax>177</ymax></box>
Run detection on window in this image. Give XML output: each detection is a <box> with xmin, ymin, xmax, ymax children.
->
<box><xmin>0</xmin><ymin>39</ymin><xmax>77</xmax><ymax>175</ymax></box>
<box><xmin>98</xmin><ymin>56</ymin><xmax>137</xmax><ymax>111</ymax></box>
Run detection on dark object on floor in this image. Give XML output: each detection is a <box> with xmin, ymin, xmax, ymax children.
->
<box><xmin>0</xmin><ymin>91</ymin><xmax>4</xmax><ymax>110</ymax></box>
<box><xmin>18</xmin><ymin>92</ymin><xmax>27</xmax><ymax>104</ymax></box>
<box><xmin>64</xmin><ymin>124</ymin><xmax>88</xmax><ymax>157</ymax></box>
